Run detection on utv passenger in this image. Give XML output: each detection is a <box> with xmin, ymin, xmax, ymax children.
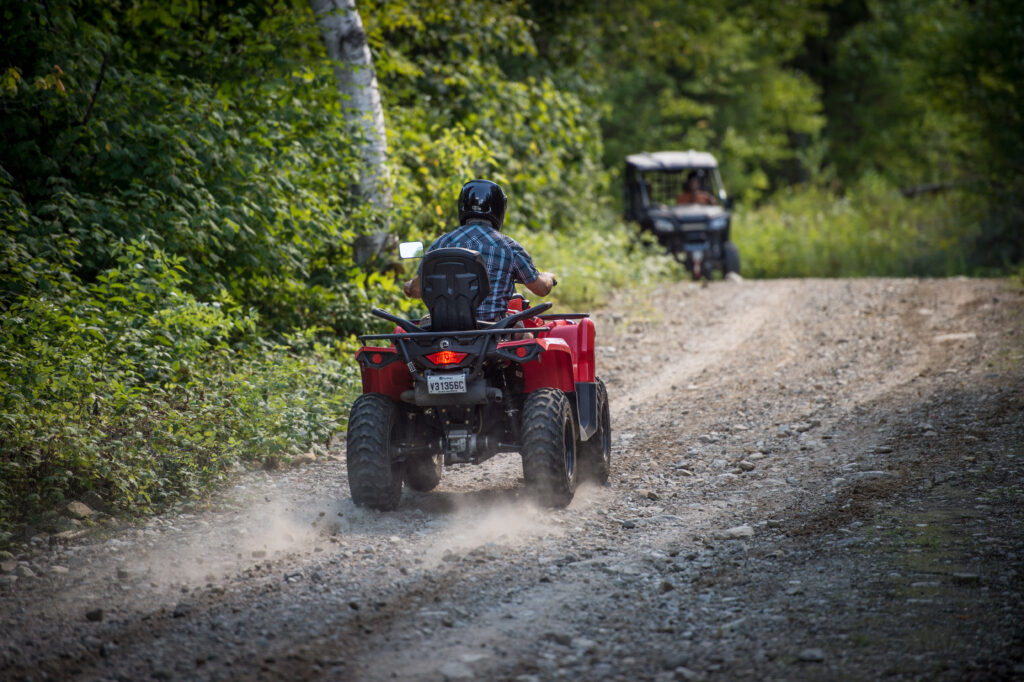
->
<box><xmin>675</xmin><ymin>171</ymin><xmax>716</xmax><ymax>206</ymax></box>
<box><xmin>402</xmin><ymin>179</ymin><xmax>557</xmax><ymax>322</ymax></box>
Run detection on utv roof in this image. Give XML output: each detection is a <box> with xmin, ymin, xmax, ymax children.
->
<box><xmin>625</xmin><ymin>150</ymin><xmax>719</xmax><ymax>171</ymax></box>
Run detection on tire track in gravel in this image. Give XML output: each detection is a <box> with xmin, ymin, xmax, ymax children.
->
<box><xmin>605</xmin><ymin>280</ymin><xmax>793</xmax><ymax>420</ymax></box>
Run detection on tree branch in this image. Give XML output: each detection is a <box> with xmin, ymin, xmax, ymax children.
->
<box><xmin>77</xmin><ymin>50</ymin><xmax>109</xmax><ymax>128</ymax></box>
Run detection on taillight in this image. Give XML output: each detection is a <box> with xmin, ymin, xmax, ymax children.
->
<box><xmin>425</xmin><ymin>350</ymin><xmax>467</xmax><ymax>366</ymax></box>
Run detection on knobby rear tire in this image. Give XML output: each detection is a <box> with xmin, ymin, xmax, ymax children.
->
<box><xmin>521</xmin><ymin>388</ymin><xmax>577</xmax><ymax>508</ymax></box>
<box><xmin>578</xmin><ymin>378</ymin><xmax>612</xmax><ymax>484</ymax></box>
<box><xmin>346</xmin><ymin>393</ymin><xmax>403</xmax><ymax>511</ymax></box>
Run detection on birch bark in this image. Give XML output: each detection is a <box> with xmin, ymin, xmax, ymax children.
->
<box><xmin>310</xmin><ymin>0</ymin><xmax>391</xmax><ymax>212</ymax></box>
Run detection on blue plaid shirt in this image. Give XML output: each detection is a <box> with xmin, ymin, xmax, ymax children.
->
<box><xmin>422</xmin><ymin>221</ymin><xmax>540</xmax><ymax>320</ymax></box>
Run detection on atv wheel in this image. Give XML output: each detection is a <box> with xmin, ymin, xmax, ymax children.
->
<box><xmin>723</xmin><ymin>241</ymin><xmax>741</xmax><ymax>276</ymax></box>
<box><xmin>578</xmin><ymin>378</ymin><xmax>611</xmax><ymax>484</ymax></box>
<box><xmin>405</xmin><ymin>453</ymin><xmax>442</xmax><ymax>492</ymax></box>
<box><xmin>346</xmin><ymin>393</ymin><xmax>403</xmax><ymax>510</ymax></box>
<box><xmin>521</xmin><ymin>388</ymin><xmax>577</xmax><ymax>508</ymax></box>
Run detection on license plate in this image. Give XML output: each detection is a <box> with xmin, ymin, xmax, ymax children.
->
<box><xmin>427</xmin><ymin>373</ymin><xmax>466</xmax><ymax>394</ymax></box>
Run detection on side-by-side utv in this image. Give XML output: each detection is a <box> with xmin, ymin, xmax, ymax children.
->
<box><xmin>624</xmin><ymin>150</ymin><xmax>740</xmax><ymax>281</ymax></box>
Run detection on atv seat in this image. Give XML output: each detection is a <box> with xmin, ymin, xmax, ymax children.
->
<box><xmin>419</xmin><ymin>247</ymin><xmax>491</xmax><ymax>332</ymax></box>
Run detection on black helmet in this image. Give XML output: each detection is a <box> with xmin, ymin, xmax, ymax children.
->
<box><xmin>458</xmin><ymin>179</ymin><xmax>507</xmax><ymax>229</ymax></box>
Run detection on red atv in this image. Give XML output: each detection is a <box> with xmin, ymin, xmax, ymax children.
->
<box><xmin>347</xmin><ymin>245</ymin><xmax>611</xmax><ymax>510</ymax></box>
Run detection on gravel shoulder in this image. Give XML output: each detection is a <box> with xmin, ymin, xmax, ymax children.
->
<box><xmin>2</xmin><ymin>277</ymin><xmax>1022</xmax><ymax>682</ymax></box>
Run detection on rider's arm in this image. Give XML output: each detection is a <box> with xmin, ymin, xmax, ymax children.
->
<box><xmin>524</xmin><ymin>272</ymin><xmax>557</xmax><ymax>297</ymax></box>
<box><xmin>403</xmin><ymin>276</ymin><xmax>421</xmax><ymax>298</ymax></box>
<box><xmin>509</xmin><ymin>239</ymin><xmax>555</xmax><ymax>297</ymax></box>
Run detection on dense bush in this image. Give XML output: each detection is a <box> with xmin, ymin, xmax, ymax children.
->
<box><xmin>734</xmin><ymin>176</ymin><xmax>986</xmax><ymax>278</ymax></box>
<box><xmin>0</xmin><ymin>238</ymin><xmax>359</xmax><ymax>536</ymax></box>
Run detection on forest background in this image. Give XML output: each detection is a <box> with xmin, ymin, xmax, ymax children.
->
<box><xmin>1</xmin><ymin>0</ymin><xmax>1021</xmax><ymax>540</ymax></box>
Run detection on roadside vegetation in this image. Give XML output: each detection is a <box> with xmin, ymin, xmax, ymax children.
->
<box><xmin>735</xmin><ymin>180</ymin><xmax>987</xmax><ymax>278</ymax></box>
<box><xmin>1</xmin><ymin>0</ymin><xmax>1020</xmax><ymax>542</ymax></box>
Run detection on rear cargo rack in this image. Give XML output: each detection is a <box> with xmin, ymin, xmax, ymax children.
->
<box><xmin>538</xmin><ymin>313</ymin><xmax>590</xmax><ymax>320</ymax></box>
<box><xmin>358</xmin><ymin>327</ymin><xmax>552</xmax><ymax>343</ymax></box>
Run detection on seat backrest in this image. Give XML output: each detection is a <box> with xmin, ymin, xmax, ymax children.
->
<box><xmin>420</xmin><ymin>247</ymin><xmax>490</xmax><ymax>331</ymax></box>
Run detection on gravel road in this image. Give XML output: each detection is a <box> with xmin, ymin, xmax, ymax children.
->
<box><xmin>2</xmin><ymin>278</ymin><xmax>1022</xmax><ymax>681</ymax></box>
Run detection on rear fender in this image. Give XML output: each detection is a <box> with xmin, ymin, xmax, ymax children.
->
<box><xmin>356</xmin><ymin>347</ymin><xmax>411</xmax><ymax>402</ymax></box>
<box><xmin>543</xmin><ymin>318</ymin><xmax>596</xmax><ymax>383</ymax></box>
<box><xmin>521</xmin><ymin>338</ymin><xmax>574</xmax><ymax>393</ymax></box>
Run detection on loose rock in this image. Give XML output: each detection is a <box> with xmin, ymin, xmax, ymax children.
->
<box><xmin>65</xmin><ymin>501</ymin><xmax>94</xmax><ymax>520</ymax></box>
<box><xmin>13</xmin><ymin>564</ymin><xmax>36</xmax><ymax>579</ymax></box>
<box><xmin>798</xmin><ymin>648</ymin><xmax>825</xmax><ymax>662</ymax></box>
<box><xmin>291</xmin><ymin>452</ymin><xmax>317</xmax><ymax>467</ymax></box>
<box><xmin>722</xmin><ymin>524</ymin><xmax>754</xmax><ymax>539</ymax></box>
<box><xmin>438</xmin><ymin>661</ymin><xmax>474</xmax><ymax>680</ymax></box>
<box><xmin>571</xmin><ymin>637</ymin><xmax>597</xmax><ymax>654</ymax></box>
<box><xmin>662</xmin><ymin>652</ymin><xmax>690</xmax><ymax>670</ymax></box>
<box><xmin>543</xmin><ymin>632</ymin><xmax>572</xmax><ymax>646</ymax></box>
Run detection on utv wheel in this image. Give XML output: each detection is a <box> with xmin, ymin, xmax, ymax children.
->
<box><xmin>346</xmin><ymin>393</ymin><xmax>403</xmax><ymax>510</ymax></box>
<box><xmin>405</xmin><ymin>453</ymin><xmax>442</xmax><ymax>492</ymax></box>
<box><xmin>578</xmin><ymin>378</ymin><xmax>612</xmax><ymax>484</ymax></box>
<box><xmin>723</xmin><ymin>241</ymin><xmax>741</xmax><ymax>275</ymax></box>
<box><xmin>521</xmin><ymin>388</ymin><xmax>577</xmax><ymax>508</ymax></box>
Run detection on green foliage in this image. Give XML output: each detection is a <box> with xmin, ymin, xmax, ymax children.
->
<box><xmin>0</xmin><ymin>0</ymin><xmax>376</xmax><ymax>533</ymax></box>
<box><xmin>364</xmin><ymin>0</ymin><xmax>608</xmax><ymax>238</ymax></box>
<box><xmin>584</xmin><ymin>0</ymin><xmax>830</xmax><ymax>201</ymax></box>
<box><xmin>0</xmin><ymin>0</ymin><xmax>396</xmax><ymax>337</ymax></box>
<box><xmin>734</xmin><ymin>176</ymin><xmax>985</xmax><ymax>278</ymax></box>
<box><xmin>798</xmin><ymin>0</ymin><xmax>1023</xmax><ymax>267</ymax></box>
<box><xmin>517</xmin><ymin>224</ymin><xmax>674</xmax><ymax>311</ymax></box>
<box><xmin>0</xmin><ymin>238</ymin><xmax>359</xmax><ymax>529</ymax></box>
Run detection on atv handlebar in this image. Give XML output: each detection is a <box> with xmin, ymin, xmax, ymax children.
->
<box><xmin>366</xmin><ymin>301</ymin><xmax>553</xmax><ymax>339</ymax></box>
<box><xmin>492</xmin><ymin>302</ymin><xmax>553</xmax><ymax>330</ymax></box>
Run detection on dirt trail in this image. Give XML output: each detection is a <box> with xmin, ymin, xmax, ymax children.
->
<box><xmin>2</xmin><ymin>278</ymin><xmax>1022</xmax><ymax>682</ymax></box>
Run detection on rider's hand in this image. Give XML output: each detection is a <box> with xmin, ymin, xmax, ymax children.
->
<box><xmin>526</xmin><ymin>272</ymin><xmax>557</xmax><ymax>297</ymax></box>
<box><xmin>403</xmin><ymin>277</ymin><xmax>421</xmax><ymax>298</ymax></box>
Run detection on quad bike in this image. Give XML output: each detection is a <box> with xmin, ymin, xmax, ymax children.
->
<box><xmin>623</xmin><ymin>150</ymin><xmax>741</xmax><ymax>281</ymax></box>
<box><xmin>347</xmin><ymin>244</ymin><xmax>611</xmax><ymax>510</ymax></box>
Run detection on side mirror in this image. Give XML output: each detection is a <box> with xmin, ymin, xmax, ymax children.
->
<box><xmin>399</xmin><ymin>241</ymin><xmax>424</xmax><ymax>259</ymax></box>
<box><xmin>723</xmin><ymin>197</ymin><xmax>734</xmax><ymax>210</ymax></box>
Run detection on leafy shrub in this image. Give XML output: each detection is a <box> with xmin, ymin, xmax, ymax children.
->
<box><xmin>0</xmin><ymin>239</ymin><xmax>359</xmax><ymax>531</ymax></box>
<box><xmin>517</xmin><ymin>222</ymin><xmax>673</xmax><ymax>311</ymax></box>
<box><xmin>734</xmin><ymin>175</ymin><xmax>985</xmax><ymax>278</ymax></box>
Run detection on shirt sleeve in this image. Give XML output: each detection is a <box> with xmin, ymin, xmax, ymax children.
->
<box><xmin>509</xmin><ymin>239</ymin><xmax>540</xmax><ymax>284</ymax></box>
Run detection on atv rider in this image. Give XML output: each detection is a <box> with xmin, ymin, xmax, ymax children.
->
<box><xmin>402</xmin><ymin>180</ymin><xmax>557</xmax><ymax>321</ymax></box>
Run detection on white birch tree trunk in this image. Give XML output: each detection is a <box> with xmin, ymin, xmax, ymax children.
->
<box><xmin>310</xmin><ymin>0</ymin><xmax>391</xmax><ymax>214</ymax></box>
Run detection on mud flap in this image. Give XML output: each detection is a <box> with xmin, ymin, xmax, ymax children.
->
<box><xmin>575</xmin><ymin>381</ymin><xmax>598</xmax><ymax>441</ymax></box>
